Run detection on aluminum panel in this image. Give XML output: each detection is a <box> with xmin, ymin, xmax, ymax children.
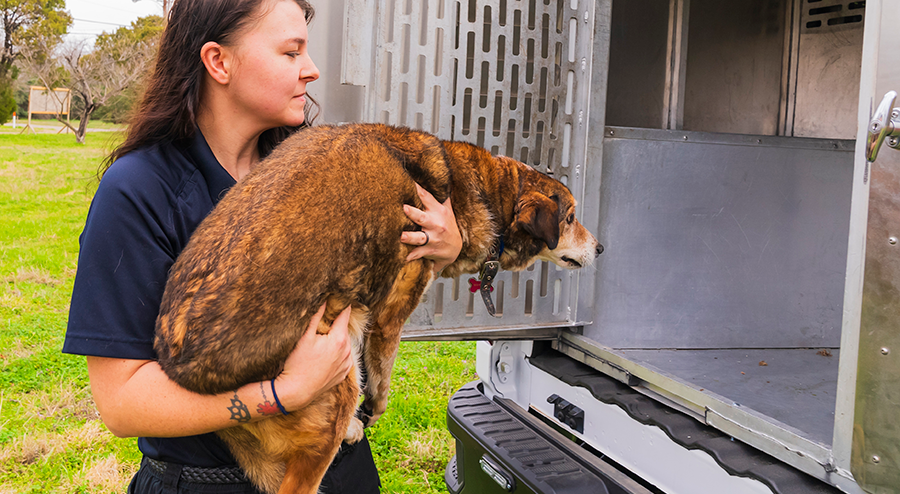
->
<box><xmin>557</xmin><ymin>333</ymin><xmax>867</xmax><ymax>492</ymax></box>
<box><xmin>682</xmin><ymin>0</ymin><xmax>786</xmax><ymax>136</ymax></box>
<box><xmin>618</xmin><ymin>348</ymin><xmax>840</xmax><ymax>447</ymax></box>
<box><xmin>358</xmin><ymin>0</ymin><xmax>602</xmax><ymax>333</ymax></box>
<box><xmin>306</xmin><ymin>0</ymin><xmax>365</xmax><ymax>124</ymax></box>
<box><xmin>852</xmin><ymin>2</ymin><xmax>900</xmax><ymax>489</ymax></box>
<box><xmin>585</xmin><ymin>127</ymin><xmax>854</xmax><ymax>349</ymax></box>
<box><xmin>792</xmin><ymin>0</ymin><xmax>865</xmax><ymax>139</ymax></box>
<box><xmin>604</xmin><ymin>0</ymin><xmax>669</xmax><ymax>129</ymax></box>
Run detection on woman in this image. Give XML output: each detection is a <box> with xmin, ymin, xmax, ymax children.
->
<box><xmin>62</xmin><ymin>0</ymin><xmax>461</xmax><ymax>492</ymax></box>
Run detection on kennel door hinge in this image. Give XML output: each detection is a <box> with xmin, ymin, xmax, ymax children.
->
<box><xmin>866</xmin><ymin>91</ymin><xmax>900</xmax><ymax>163</ymax></box>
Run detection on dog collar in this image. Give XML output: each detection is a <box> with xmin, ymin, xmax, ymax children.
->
<box><xmin>470</xmin><ymin>237</ymin><xmax>504</xmax><ymax>317</ymax></box>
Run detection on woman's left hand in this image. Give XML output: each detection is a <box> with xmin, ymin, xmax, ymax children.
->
<box><xmin>401</xmin><ymin>183</ymin><xmax>462</xmax><ymax>274</ymax></box>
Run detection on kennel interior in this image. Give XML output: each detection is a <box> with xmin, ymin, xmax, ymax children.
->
<box><xmin>558</xmin><ymin>0</ymin><xmax>870</xmax><ymax>490</ymax></box>
<box><xmin>335</xmin><ymin>0</ymin><xmax>887</xmax><ymax>490</ymax></box>
<box><xmin>589</xmin><ymin>0</ymin><xmax>861</xmax><ymax>444</ymax></box>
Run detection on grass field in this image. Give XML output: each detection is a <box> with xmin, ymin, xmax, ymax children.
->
<box><xmin>0</xmin><ymin>119</ymin><xmax>124</xmax><ymax>135</ymax></box>
<box><xmin>0</xmin><ymin>133</ymin><xmax>475</xmax><ymax>492</ymax></box>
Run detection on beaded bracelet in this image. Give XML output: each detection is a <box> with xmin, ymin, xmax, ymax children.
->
<box><xmin>270</xmin><ymin>379</ymin><xmax>289</xmax><ymax>415</ymax></box>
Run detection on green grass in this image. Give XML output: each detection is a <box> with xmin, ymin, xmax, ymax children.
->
<box><xmin>0</xmin><ymin>119</ymin><xmax>124</xmax><ymax>135</ymax></box>
<box><xmin>0</xmin><ymin>133</ymin><xmax>476</xmax><ymax>492</ymax></box>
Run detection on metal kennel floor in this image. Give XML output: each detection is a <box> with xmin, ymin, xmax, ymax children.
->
<box><xmin>615</xmin><ymin>348</ymin><xmax>840</xmax><ymax>447</ymax></box>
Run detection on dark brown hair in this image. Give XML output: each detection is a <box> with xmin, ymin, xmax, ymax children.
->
<box><xmin>102</xmin><ymin>0</ymin><xmax>318</xmax><ymax>174</ymax></box>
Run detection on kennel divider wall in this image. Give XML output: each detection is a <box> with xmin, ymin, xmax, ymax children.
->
<box><xmin>343</xmin><ymin>0</ymin><xmax>605</xmax><ymax>338</ymax></box>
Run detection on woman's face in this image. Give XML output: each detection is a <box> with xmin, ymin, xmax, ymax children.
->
<box><xmin>228</xmin><ymin>0</ymin><xmax>319</xmax><ymax>129</ymax></box>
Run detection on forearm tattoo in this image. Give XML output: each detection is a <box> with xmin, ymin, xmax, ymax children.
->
<box><xmin>257</xmin><ymin>381</ymin><xmax>280</xmax><ymax>416</ymax></box>
<box><xmin>227</xmin><ymin>393</ymin><xmax>251</xmax><ymax>423</ymax></box>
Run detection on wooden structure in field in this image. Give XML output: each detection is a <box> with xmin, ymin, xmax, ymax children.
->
<box><xmin>21</xmin><ymin>86</ymin><xmax>71</xmax><ymax>134</ymax></box>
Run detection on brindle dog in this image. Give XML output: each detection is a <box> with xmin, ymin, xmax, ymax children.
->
<box><xmin>154</xmin><ymin>123</ymin><xmax>601</xmax><ymax>494</ymax></box>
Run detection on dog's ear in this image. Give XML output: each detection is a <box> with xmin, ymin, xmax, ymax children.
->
<box><xmin>515</xmin><ymin>191</ymin><xmax>560</xmax><ymax>250</ymax></box>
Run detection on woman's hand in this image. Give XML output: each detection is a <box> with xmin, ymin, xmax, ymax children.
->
<box><xmin>274</xmin><ymin>304</ymin><xmax>354</xmax><ymax>412</ymax></box>
<box><xmin>401</xmin><ymin>183</ymin><xmax>462</xmax><ymax>274</ymax></box>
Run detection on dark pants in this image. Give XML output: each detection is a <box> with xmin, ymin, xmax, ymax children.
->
<box><xmin>128</xmin><ymin>436</ymin><xmax>380</xmax><ymax>494</ymax></box>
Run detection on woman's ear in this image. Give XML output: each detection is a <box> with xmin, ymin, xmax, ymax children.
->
<box><xmin>515</xmin><ymin>191</ymin><xmax>560</xmax><ymax>250</ymax></box>
<box><xmin>200</xmin><ymin>41</ymin><xmax>232</xmax><ymax>85</ymax></box>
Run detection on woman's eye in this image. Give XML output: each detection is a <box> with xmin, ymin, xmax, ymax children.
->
<box><xmin>287</xmin><ymin>52</ymin><xmax>299</xmax><ymax>58</ymax></box>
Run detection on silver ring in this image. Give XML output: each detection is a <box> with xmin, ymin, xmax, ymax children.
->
<box><xmin>422</xmin><ymin>231</ymin><xmax>430</xmax><ymax>246</ymax></box>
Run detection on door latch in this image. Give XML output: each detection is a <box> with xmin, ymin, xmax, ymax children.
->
<box><xmin>547</xmin><ymin>394</ymin><xmax>585</xmax><ymax>433</ymax></box>
<box><xmin>866</xmin><ymin>90</ymin><xmax>900</xmax><ymax>163</ymax></box>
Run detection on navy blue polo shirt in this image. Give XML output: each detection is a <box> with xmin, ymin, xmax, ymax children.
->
<box><xmin>64</xmin><ymin>129</ymin><xmax>240</xmax><ymax>467</ymax></box>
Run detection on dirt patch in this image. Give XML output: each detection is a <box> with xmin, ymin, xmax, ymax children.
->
<box><xmin>85</xmin><ymin>454</ymin><xmax>136</xmax><ymax>492</ymax></box>
<box><xmin>0</xmin><ymin>421</ymin><xmax>109</xmax><ymax>466</ymax></box>
<box><xmin>57</xmin><ymin>453</ymin><xmax>137</xmax><ymax>493</ymax></box>
<box><xmin>4</xmin><ymin>266</ymin><xmax>61</xmax><ymax>286</ymax></box>
<box><xmin>0</xmin><ymin>433</ymin><xmax>56</xmax><ymax>465</ymax></box>
<box><xmin>2</xmin><ymin>341</ymin><xmax>36</xmax><ymax>361</ymax></box>
<box><xmin>398</xmin><ymin>426</ymin><xmax>453</xmax><ymax>472</ymax></box>
<box><xmin>20</xmin><ymin>382</ymin><xmax>99</xmax><ymax>422</ymax></box>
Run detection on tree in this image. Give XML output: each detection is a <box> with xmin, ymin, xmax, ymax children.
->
<box><xmin>17</xmin><ymin>15</ymin><xmax>162</xmax><ymax>143</ymax></box>
<box><xmin>2</xmin><ymin>0</ymin><xmax>69</xmax><ymax>77</ymax></box>
<box><xmin>0</xmin><ymin>0</ymin><xmax>69</xmax><ymax>123</ymax></box>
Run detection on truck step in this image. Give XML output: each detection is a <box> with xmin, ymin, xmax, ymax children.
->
<box><xmin>447</xmin><ymin>380</ymin><xmax>650</xmax><ymax>494</ymax></box>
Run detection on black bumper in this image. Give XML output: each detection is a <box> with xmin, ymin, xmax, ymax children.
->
<box><xmin>445</xmin><ymin>380</ymin><xmax>647</xmax><ymax>494</ymax></box>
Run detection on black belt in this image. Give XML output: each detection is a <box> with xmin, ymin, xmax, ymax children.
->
<box><xmin>143</xmin><ymin>457</ymin><xmax>249</xmax><ymax>484</ymax></box>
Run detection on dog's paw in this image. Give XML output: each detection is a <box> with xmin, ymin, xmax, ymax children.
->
<box><xmin>362</xmin><ymin>396</ymin><xmax>387</xmax><ymax>418</ymax></box>
<box><xmin>366</xmin><ymin>411</ymin><xmax>383</xmax><ymax>428</ymax></box>
<box><xmin>344</xmin><ymin>416</ymin><xmax>365</xmax><ymax>444</ymax></box>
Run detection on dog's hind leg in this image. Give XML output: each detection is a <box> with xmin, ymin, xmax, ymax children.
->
<box><xmin>217</xmin><ymin>426</ymin><xmax>285</xmax><ymax>493</ymax></box>
<box><xmin>362</xmin><ymin>260</ymin><xmax>434</xmax><ymax>425</ymax></box>
<box><xmin>218</xmin><ymin>312</ymin><xmax>364</xmax><ymax>494</ymax></box>
<box><xmin>221</xmin><ymin>374</ymin><xmax>358</xmax><ymax>494</ymax></box>
<box><xmin>276</xmin><ymin>376</ymin><xmax>359</xmax><ymax>494</ymax></box>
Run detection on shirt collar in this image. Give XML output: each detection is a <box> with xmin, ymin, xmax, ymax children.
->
<box><xmin>187</xmin><ymin>127</ymin><xmax>237</xmax><ymax>205</ymax></box>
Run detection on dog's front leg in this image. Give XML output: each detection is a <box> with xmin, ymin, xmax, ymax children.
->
<box><xmin>361</xmin><ymin>261</ymin><xmax>433</xmax><ymax>426</ymax></box>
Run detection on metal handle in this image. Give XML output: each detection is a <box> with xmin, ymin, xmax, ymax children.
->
<box><xmin>866</xmin><ymin>90</ymin><xmax>900</xmax><ymax>162</ymax></box>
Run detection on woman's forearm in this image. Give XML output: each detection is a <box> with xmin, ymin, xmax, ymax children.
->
<box><xmin>86</xmin><ymin>306</ymin><xmax>352</xmax><ymax>438</ymax></box>
<box><xmin>87</xmin><ymin>356</ymin><xmax>299</xmax><ymax>438</ymax></box>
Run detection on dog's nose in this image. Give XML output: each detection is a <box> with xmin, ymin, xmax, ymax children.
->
<box><xmin>595</xmin><ymin>243</ymin><xmax>604</xmax><ymax>257</ymax></box>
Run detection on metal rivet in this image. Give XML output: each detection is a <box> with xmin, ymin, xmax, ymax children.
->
<box><xmin>608</xmin><ymin>129</ymin><xmax>614</xmax><ymax>136</ymax></box>
<box><xmin>882</xmin><ymin>347</ymin><xmax>890</xmax><ymax>355</ymax></box>
<box><xmin>757</xmin><ymin>139</ymin><xmax>762</xmax><ymax>144</ymax></box>
<box><xmin>873</xmin><ymin>455</ymin><xmax>881</xmax><ymax>464</ymax></box>
<box><xmin>890</xmin><ymin>237</ymin><xmax>898</xmax><ymax>245</ymax></box>
<box><xmin>683</xmin><ymin>135</ymin><xmax>688</xmax><ymax>140</ymax></box>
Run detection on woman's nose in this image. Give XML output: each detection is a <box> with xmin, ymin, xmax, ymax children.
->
<box><xmin>301</xmin><ymin>55</ymin><xmax>320</xmax><ymax>82</ymax></box>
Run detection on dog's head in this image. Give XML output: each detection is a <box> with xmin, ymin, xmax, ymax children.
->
<box><xmin>502</xmin><ymin>158</ymin><xmax>603</xmax><ymax>271</ymax></box>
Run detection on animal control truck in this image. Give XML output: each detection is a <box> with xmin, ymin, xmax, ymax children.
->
<box><xmin>308</xmin><ymin>0</ymin><xmax>900</xmax><ymax>492</ymax></box>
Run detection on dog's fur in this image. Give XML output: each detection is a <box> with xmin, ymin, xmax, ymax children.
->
<box><xmin>153</xmin><ymin>123</ymin><xmax>601</xmax><ymax>493</ymax></box>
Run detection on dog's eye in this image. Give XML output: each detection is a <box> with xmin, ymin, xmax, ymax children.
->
<box><xmin>566</xmin><ymin>213</ymin><xmax>574</xmax><ymax>224</ymax></box>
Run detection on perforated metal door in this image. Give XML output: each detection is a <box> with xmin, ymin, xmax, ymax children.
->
<box><xmin>343</xmin><ymin>0</ymin><xmax>601</xmax><ymax>339</ymax></box>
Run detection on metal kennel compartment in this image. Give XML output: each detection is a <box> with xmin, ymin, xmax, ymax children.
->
<box><xmin>335</xmin><ymin>0</ymin><xmax>900</xmax><ymax>492</ymax></box>
<box><xmin>341</xmin><ymin>0</ymin><xmax>605</xmax><ymax>339</ymax></box>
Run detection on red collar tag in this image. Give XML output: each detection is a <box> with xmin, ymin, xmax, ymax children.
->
<box><xmin>468</xmin><ymin>278</ymin><xmax>494</xmax><ymax>293</ymax></box>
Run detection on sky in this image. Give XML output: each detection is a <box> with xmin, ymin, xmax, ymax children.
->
<box><xmin>64</xmin><ymin>0</ymin><xmax>164</xmax><ymax>46</ymax></box>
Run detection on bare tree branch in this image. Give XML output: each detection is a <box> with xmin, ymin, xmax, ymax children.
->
<box><xmin>15</xmin><ymin>21</ymin><xmax>159</xmax><ymax>143</ymax></box>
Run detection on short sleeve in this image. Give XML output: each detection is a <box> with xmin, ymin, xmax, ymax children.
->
<box><xmin>64</xmin><ymin>158</ymin><xmax>182</xmax><ymax>359</ymax></box>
